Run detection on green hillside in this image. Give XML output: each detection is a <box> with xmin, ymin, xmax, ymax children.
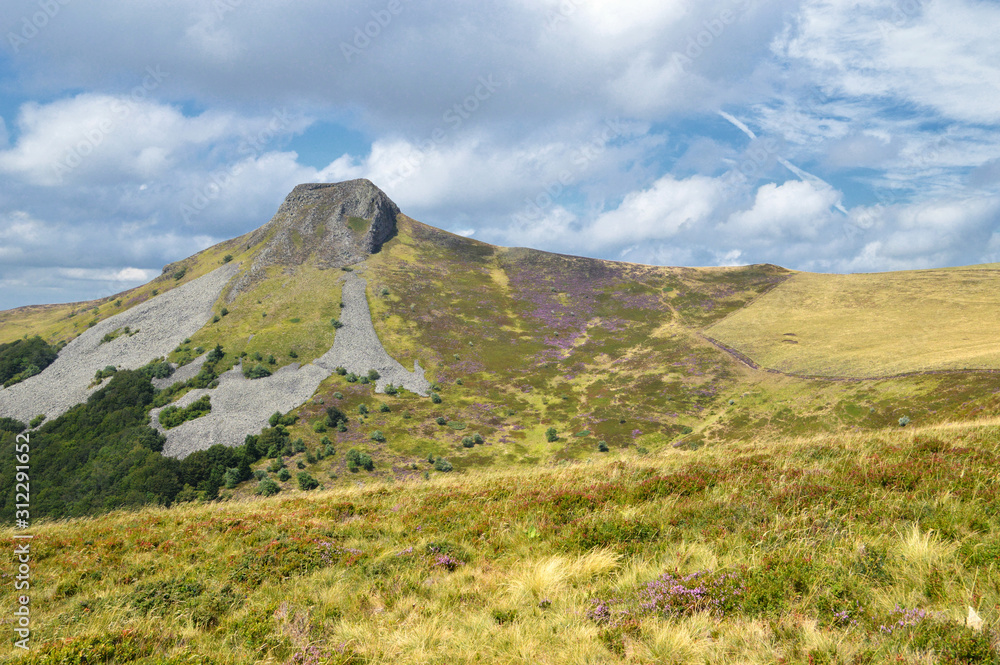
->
<box><xmin>3</xmin><ymin>183</ymin><xmax>1000</xmax><ymax>663</ymax></box>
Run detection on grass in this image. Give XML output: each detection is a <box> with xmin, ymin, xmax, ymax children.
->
<box><xmin>706</xmin><ymin>267</ymin><xmax>1000</xmax><ymax>377</ymax></box>
<box><xmin>4</xmin><ymin>418</ymin><xmax>1000</xmax><ymax>663</ymax></box>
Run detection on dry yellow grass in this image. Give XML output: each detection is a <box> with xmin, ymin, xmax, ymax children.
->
<box><xmin>705</xmin><ymin>266</ymin><xmax>1000</xmax><ymax>377</ymax></box>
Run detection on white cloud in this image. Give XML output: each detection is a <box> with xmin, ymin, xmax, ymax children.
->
<box><xmin>725</xmin><ymin>179</ymin><xmax>839</xmax><ymax>240</ymax></box>
<box><xmin>0</xmin><ymin>95</ymin><xmax>310</xmax><ymax>186</ymax></box>
<box><xmin>585</xmin><ymin>174</ymin><xmax>726</xmax><ymax>247</ymax></box>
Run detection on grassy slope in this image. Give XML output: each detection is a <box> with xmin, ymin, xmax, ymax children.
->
<box><xmin>705</xmin><ymin>267</ymin><xmax>1000</xmax><ymax>377</ymax></box>
<box><xmin>3</xmin><ymin>418</ymin><xmax>1000</xmax><ymax>663</ymax></box>
<box><xmin>5</xmin><ymin>216</ymin><xmax>1000</xmax><ymax>662</ymax></box>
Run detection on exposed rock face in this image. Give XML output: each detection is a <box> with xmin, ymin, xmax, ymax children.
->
<box><xmin>228</xmin><ymin>179</ymin><xmax>399</xmax><ymax>299</ymax></box>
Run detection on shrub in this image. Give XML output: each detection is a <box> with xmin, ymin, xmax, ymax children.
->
<box><xmin>371</xmin><ymin>430</ymin><xmax>386</xmax><ymax>442</ymax></box>
<box><xmin>456</xmin><ymin>378</ymin><xmax>463</xmax><ymax>385</ymax></box>
<box><xmin>266</xmin><ymin>355</ymin><xmax>276</xmax><ymax>365</ymax></box>
<box><xmin>899</xmin><ymin>416</ymin><xmax>911</xmax><ymax>427</ymax></box>
<box><xmin>289</xmin><ymin>349</ymin><xmax>298</xmax><ymax>358</ymax></box>
<box><xmin>462</xmin><ymin>436</ymin><xmax>475</xmax><ymax>448</ymax></box>
<box><xmin>173</xmin><ymin>267</ymin><xmax>187</xmax><ymax>281</ymax></box>
<box><xmin>277</xmin><ymin>468</ymin><xmax>291</xmax><ymax>482</ymax></box>
<box><xmin>29</xmin><ymin>414</ymin><xmax>46</xmax><ymax>428</ymax></box>
<box><xmin>206</xmin><ymin>344</ymin><xmax>224</xmax><ymax>363</ymax></box>
<box><xmin>223</xmin><ymin>254</ymin><xmax>233</xmax><ymax>263</ymax></box>
<box><xmin>436</xmin><ymin>416</ymin><xmax>447</xmax><ymax>426</ymax></box>
<box><xmin>473</xmin><ymin>433</ymin><xmax>484</xmax><ymax>445</ymax></box>
<box><xmin>360</xmin><ymin>376</ymin><xmax>370</xmax><ymax>384</ymax></box>
<box><xmin>158</xmin><ymin>395</ymin><xmax>211</xmax><ymax>429</ymax></box>
<box><xmin>267</xmin><ymin>459</ymin><xmax>284</xmax><ymax>473</ymax></box>
<box><xmin>598</xmin><ymin>441</ymin><xmax>610</xmax><ymax>452</ymax></box>
<box><xmin>297</xmin><ymin>472</ymin><xmax>319</xmax><ymax>490</ymax></box>
<box><xmin>313</xmin><ymin>420</ymin><xmax>326</xmax><ymax>433</ymax></box>
<box><xmin>335</xmin><ymin>366</ymin><xmax>347</xmax><ymax>376</ymax></box>
<box><xmin>324</xmin><ymin>444</ymin><xmax>335</xmax><ymax>458</ymax></box>
<box><xmin>434</xmin><ymin>457</ymin><xmax>453</xmax><ymax>472</ymax></box>
<box><xmin>546</xmin><ymin>427</ymin><xmax>558</xmax><ymax>442</ymax></box>
<box><xmin>243</xmin><ymin>364</ymin><xmax>271</xmax><ymax>380</ymax></box>
<box><xmin>431</xmin><ymin>393</ymin><xmax>442</xmax><ymax>404</ymax></box>
<box><xmin>367</xmin><ymin>369</ymin><xmax>380</xmax><ymax>381</ymax></box>
<box><xmin>306</xmin><ymin>450</ymin><xmax>317</xmax><ymax>464</ymax></box>
<box><xmin>384</xmin><ymin>383</ymin><xmax>398</xmax><ymax>395</ymax></box>
<box><xmin>253</xmin><ymin>469</ymin><xmax>267</xmax><ymax>481</ymax></box>
<box><xmin>345</xmin><ymin>373</ymin><xmax>358</xmax><ymax>383</ymax></box>
<box><xmin>326</xmin><ymin>406</ymin><xmax>347</xmax><ymax>427</ymax></box>
<box><xmin>333</xmin><ymin>392</ymin><xmax>344</xmax><ymax>400</ymax></box>
<box><xmin>331</xmin><ymin>319</ymin><xmax>344</xmax><ymax>329</ymax></box>
<box><xmin>212</xmin><ymin>315</ymin><xmax>220</xmax><ymax>323</ymax></box>
<box><xmin>380</xmin><ymin>287</ymin><xmax>390</xmax><ymax>297</ymax></box>
<box><xmin>358</xmin><ymin>404</ymin><xmax>369</xmax><ymax>415</ymax></box>
<box><xmin>255</xmin><ymin>479</ymin><xmax>280</xmax><ymax>496</ymax></box>
<box><xmin>379</xmin><ymin>404</ymin><xmax>391</xmax><ymax>413</ymax></box>
<box><xmin>252</xmin><ymin>352</ymin><xmax>263</xmax><ymax>362</ymax></box>
<box><xmin>292</xmin><ymin>438</ymin><xmax>305</xmax><ymax>453</ymax></box>
<box><xmin>345</xmin><ymin>449</ymin><xmax>374</xmax><ymax>472</ymax></box>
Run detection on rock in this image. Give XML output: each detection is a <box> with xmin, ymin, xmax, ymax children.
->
<box><xmin>228</xmin><ymin>179</ymin><xmax>399</xmax><ymax>300</ymax></box>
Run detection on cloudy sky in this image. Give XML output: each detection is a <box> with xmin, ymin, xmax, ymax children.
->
<box><xmin>1</xmin><ymin>0</ymin><xmax>999</xmax><ymax>310</ymax></box>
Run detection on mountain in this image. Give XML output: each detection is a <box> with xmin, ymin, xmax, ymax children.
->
<box><xmin>3</xmin><ymin>179</ymin><xmax>1000</xmax><ymax>663</ymax></box>
<box><xmin>3</xmin><ymin>179</ymin><xmax>1000</xmax><ymax>467</ymax></box>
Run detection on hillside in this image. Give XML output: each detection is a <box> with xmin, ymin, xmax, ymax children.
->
<box><xmin>1</xmin><ymin>419</ymin><xmax>999</xmax><ymax>663</ymax></box>
<box><xmin>2</xmin><ymin>179</ymin><xmax>1000</xmax><ymax>662</ymax></box>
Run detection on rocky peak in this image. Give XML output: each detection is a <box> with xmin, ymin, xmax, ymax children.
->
<box><xmin>229</xmin><ymin>179</ymin><xmax>400</xmax><ymax>298</ymax></box>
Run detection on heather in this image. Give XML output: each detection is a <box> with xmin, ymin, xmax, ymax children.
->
<box><xmin>3</xmin><ymin>421</ymin><xmax>999</xmax><ymax>663</ymax></box>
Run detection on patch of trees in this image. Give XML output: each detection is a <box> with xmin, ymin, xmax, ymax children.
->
<box><xmin>0</xmin><ymin>366</ymin><xmax>273</xmax><ymax>520</ymax></box>
<box><xmin>0</xmin><ymin>336</ymin><xmax>61</xmax><ymax>387</ymax></box>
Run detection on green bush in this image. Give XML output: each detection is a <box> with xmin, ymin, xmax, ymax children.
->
<box><xmin>434</xmin><ymin>458</ymin><xmax>453</xmax><ymax>472</ymax></box>
<box><xmin>379</xmin><ymin>404</ymin><xmax>391</xmax><ymax>413</ymax></box>
<box><xmin>277</xmin><ymin>468</ymin><xmax>291</xmax><ymax>481</ymax></box>
<box><xmin>222</xmin><ymin>467</ymin><xmax>241</xmax><ymax>489</ymax></box>
<box><xmin>297</xmin><ymin>472</ymin><xmax>319</xmax><ymax>490</ymax></box>
<box><xmin>384</xmin><ymin>383</ymin><xmax>398</xmax><ymax>396</ymax></box>
<box><xmin>255</xmin><ymin>479</ymin><xmax>280</xmax><ymax>496</ymax></box>
<box><xmin>223</xmin><ymin>254</ymin><xmax>233</xmax><ymax>263</ymax></box>
<box><xmin>331</xmin><ymin>319</ymin><xmax>344</xmax><ymax>329</ymax></box>
<box><xmin>243</xmin><ymin>364</ymin><xmax>271</xmax><ymax>380</ymax></box>
<box><xmin>359</xmin><ymin>376</ymin><xmax>369</xmax><ymax>384</ymax></box>
<box><xmin>368</xmin><ymin>369</ymin><xmax>380</xmax><ymax>380</ymax></box>
<box><xmin>431</xmin><ymin>393</ymin><xmax>443</xmax><ymax>404</ymax></box>
<box><xmin>288</xmin><ymin>349</ymin><xmax>298</xmax><ymax>358</ymax></box>
<box><xmin>158</xmin><ymin>395</ymin><xmax>211</xmax><ymax>429</ymax></box>
<box><xmin>546</xmin><ymin>427</ymin><xmax>558</xmax><ymax>442</ymax></box>
<box><xmin>598</xmin><ymin>441</ymin><xmax>610</xmax><ymax>452</ymax></box>
<box><xmin>358</xmin><ymin>404</ymin><xmax>369</xmax><ymax>415</ymax></box>
<box><xmin>345</xmin><ymin>449</ymin><xmax>374</xmax><ymax>472</ymax></box>
<box><xmin>345</xmin><ymin>373</ymin><xmax>358</xmax><ymax>383</ymax></box>
<box><xmin>267</xmin><ymin>459</ymin><xmax>284</xmax><ymax>473</ymax></box>
<box><xmin>473</xmin><ymin>433</ymin><xmax>484</xmax><ymax>445</ymax></box>
<box><xmin>371</xmin><ymin>431</ymin><xmax>386</xmax><ymax>442</ymax></box>
<box><xmin>292</xmin><ymin>438</ymin><xmax>306</xmax><ymax>453</ymax></box>
<box><xmin>29</xmin><ymin>414</ymin><xmax>46</xmax><ymax>428</ymax></box>
<box><xmin>899</xmin><ymin>416</ymin><xmax>911</xmax><ymax>427</ymax></box>
<box><xmin>462</xmin><ymin>436</ymin><xmax>475</xmax><ymax>448</ymax></box>
<box><xmin>253</xmin><ymin>470</ymin><xmax>267</xmax><ymax>481</ymax></box>
<box><xmin>436</xmin><ymin>416</ymin><xmax>447</xmax><ymax>426</ymax></box>
<box><xmin>313</xmin><ymin>420</ymin><xmax>326</xmax><ymax>433</ymax></box>
<box><xmin>335</xmin><ymin>366</ymin><xmax>347</xmax><ymax>375</ymax></box>
<box><xmin>266</xmin><ymin>355</ymin><xmax>276</xmax><ymax>365</ymax></box>
<box><xmin>333</xmin><ymin>392</ymin><xmax>344</xmax><ymax>400</ymax></box>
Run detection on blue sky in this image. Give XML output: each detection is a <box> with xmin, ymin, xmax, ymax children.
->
<box><xmin>1</xmin><ymin>0</ymin><xmax>999</xmax><ymax>310</ymax></box>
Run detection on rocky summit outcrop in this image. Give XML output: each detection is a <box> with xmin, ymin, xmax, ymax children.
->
<box><xmin>228</xmin><ymin>179</ymin><xmax>399</xmax><ymax>299</ymax></box>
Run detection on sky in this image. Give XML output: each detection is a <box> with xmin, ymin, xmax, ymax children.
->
<box><xmin>1</xmin><ymin>0</ymin><xmax>999</xmax><ymax>310</ymax></box>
